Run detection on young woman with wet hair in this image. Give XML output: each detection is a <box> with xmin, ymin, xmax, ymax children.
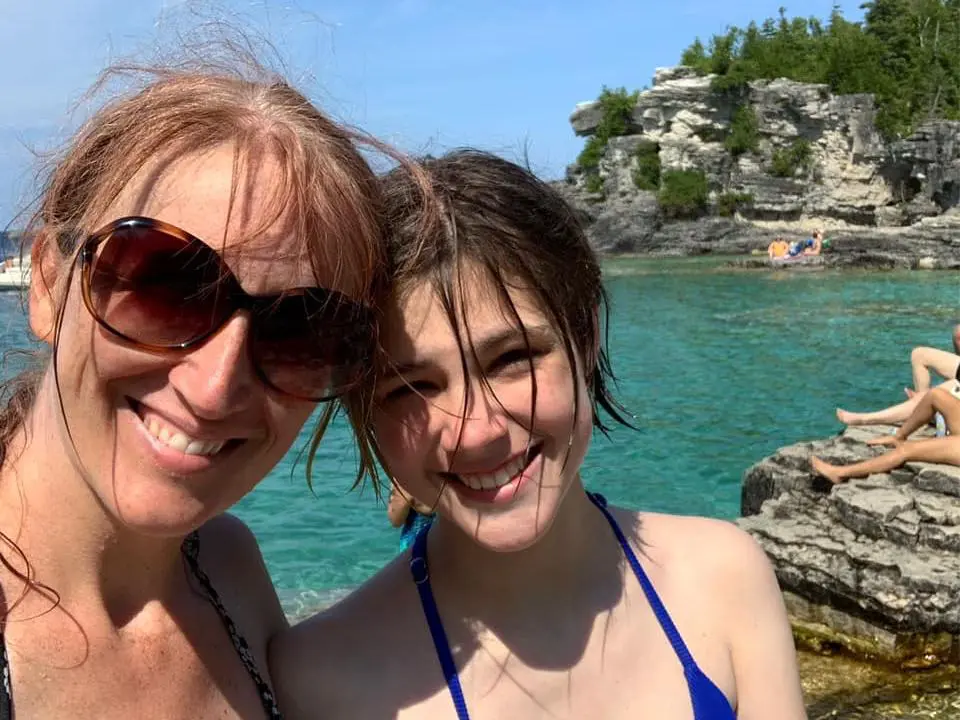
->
<box><xmin>273</xmin><ymin>150</ymin><xmax>806</xmax><ymax>719</ymax></box>
<box><xmin>0</xmin><ymin>51</ymin><xmax>422</xmax><ymax>717</ymax></box>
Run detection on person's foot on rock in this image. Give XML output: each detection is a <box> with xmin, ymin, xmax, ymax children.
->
<box><xmin>811</xmin><ymin>456</ymin><xmax>845</xmax><ymax>484</ymax></box>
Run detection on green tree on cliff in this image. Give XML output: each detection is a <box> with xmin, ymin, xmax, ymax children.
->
<box><xmin>576</xmin><ymin>86</ymin><xmax>639</xmax><ymax>183</ymax></box>
<box><xmin>680</xmin><ymin>2</ymin><xmax>960</xmax><ymax>139</ymax></box>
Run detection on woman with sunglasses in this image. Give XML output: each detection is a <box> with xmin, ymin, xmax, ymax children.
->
<box><xmin>0</xmin><ymin>52</ymin><xmax>407</xmax><ymax>718</ymax></box>
<box><xmin>272</xmin><ymin>151</ymin><xmax>806</xmax><ymax>719</ymax></box>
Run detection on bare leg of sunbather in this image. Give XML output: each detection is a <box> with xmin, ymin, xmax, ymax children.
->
<box><xmin>815</xmin><ymin>388</ymin><xmax>960</xmax><ymax>483</ymax></box>
<box><xmin>910</xmin><ymin>346</ymin><xmax>960</xmax><ymax>394</ymax></box>
<box><xmin>836</xmin><ymin>380</ymin><xmax>955</xmax><ymax>426</ymax></box>
<box><xmin>875</xmin><ymin>385</ymin><xmax>960</xmax><ymax>441</ymax></box>
<box><xmin>811</xmin><ymin>436</ymin><xmax>960</xmax><ymax>484</ymax></box>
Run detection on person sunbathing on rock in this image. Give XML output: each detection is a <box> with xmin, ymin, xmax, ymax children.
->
<box><xmin>812</xmin><ymin>380</ymin><xmax>960</xmax><ymax>484</ymax></box>
<box><xmin>802</xmin><ymin>230</ymin><xmax>823</xmax><ymax>256</ymax></box>
<box><xmin>834</xmin><ymin>345</ymin><xmax>960</xmax><ymax>427</ymax></box>
<box><xmin>833</xmin><ymin>381</ymin><xmax>951</xmax><ymax>427</ymax></box>
<box><xmin>904</xmin><ymin>346</ymin><xmax>960</xmax><ymax>397</ymax></box>
<box><xmin>767</xmin><ymin>237</ymin><xmax>788</xmax><ymax>259</ymax></box>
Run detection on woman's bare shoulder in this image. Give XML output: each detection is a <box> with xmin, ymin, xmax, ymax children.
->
<box><xmin>628</xmin><ymin>511</ymin><xmax>805</xmax><ymax>716</ymax></box>
<box><xmin>629</xmin><ymin>508</ymin><xmax>781</xmax><ymax>617</ymax></box>
<box><xmin>196</xmin><ymin>514</ymin><xmax>287</xmax><ymax>649</ymax></box>
<box><xmin>270</xmin><ymin>552</ymin><xmax>423</xmax><ymax>717</ymax></box>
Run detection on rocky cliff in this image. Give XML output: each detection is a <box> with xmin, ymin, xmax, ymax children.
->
<box><xmin>738</xmin><ymin>423</ymin><xmax>960</xmax><ymax>669</ymax></box>
<box><xmin>561</xmin><ymin>66</ymin><xmax>960</xmax><ymax>264</ymax></box>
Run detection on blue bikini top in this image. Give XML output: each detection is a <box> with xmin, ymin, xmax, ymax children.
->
<box><xmin>408</xmin><ymin>492</ymin><xmax>735</xmax><ymax>719</ymax></box>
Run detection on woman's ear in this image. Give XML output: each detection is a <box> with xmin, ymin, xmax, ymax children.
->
<box><xmin>28</xmin><ymin>231</ymin><xmax>64</xmax><ymax>345</ymax></box>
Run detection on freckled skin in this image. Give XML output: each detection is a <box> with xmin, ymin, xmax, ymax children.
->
<box><xmin>0</xmin><ymin>143</ymin><xmax>329</xmax><ymax>719</ymax></box>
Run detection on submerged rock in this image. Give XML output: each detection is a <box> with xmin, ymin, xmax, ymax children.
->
<box><xmin>799</xmin><ymin>650</ymin><xmax>960</xmax><ymax>719</ymax></box>
<box><xmin>738</xmin><ymin>424</ymin><xmax>960</xmax><ymax>668</ymax></box>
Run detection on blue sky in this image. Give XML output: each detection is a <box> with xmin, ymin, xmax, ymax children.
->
<box><xmin>0</xmin><ymin>0</ymin><xmax>865</xmax><ymax>226</ymax></box>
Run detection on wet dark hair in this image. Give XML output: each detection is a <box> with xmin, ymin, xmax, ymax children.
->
<box><xmin>345</xmin><ymin>148</ymin><xmax>633</xmax><ymax>489</ymax></box>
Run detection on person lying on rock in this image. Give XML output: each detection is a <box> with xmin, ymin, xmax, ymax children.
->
<box><xmin>802</xmin><ymin>229</ymin><xmax>823</xmax><ymax>256</ymax></box>
<box><xmin>812</xmin><ymin>380</ymin><xmax>960</xmax><ymax>484</ymax></box>
<box><xmin>834</xmin><ymin>382</ymin><xmax>951</xmax><ymax>427</ymax></box>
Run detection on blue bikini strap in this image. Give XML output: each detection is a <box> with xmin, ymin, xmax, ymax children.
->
<box><xmin>411</xmin><ymin>494</ymin><xmax>700</xmax><ymax>720</ymax></box>
<box><xmin>587</xmin><ymin>492</ymin><xmax>697</xmax><ymax>670</ymax></box>
<box><xmin>410</xmin><ymin>527</ymin><xmax>471</xmax><ymax>720</ymax></box>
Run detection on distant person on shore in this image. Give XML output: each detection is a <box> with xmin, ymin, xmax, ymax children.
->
<box><xmin>813</xmin><ymin>381</ymin><xmax>960</xmax><ymax>483</ymax></box>
<box><xmin>784</xmin><ymin>229</ymin><xmax>823</xmax><ymax>259</ymax></box>
<box><xmin>803</xmin><ymin>229</ymin><xmax>823</xmax><ymax>256</ymax></box>
<box><xmin>767</xmin><ymin>236</ymin><xmax>789</xmax><ymax>259</ymax></box>
<box><xmin>272</xmin><ymin>150</ymin><xmax>806</xmax><ymax>719</ymax></box>
<box><xmin>387</xmin><ymin>485</ymin><xmax>435</xmax><ymax>551</ymax></box>
<box><xmin>0</xmin><ymin>41</ymin><xmax>420</xmax><ymax>717</ymax></box>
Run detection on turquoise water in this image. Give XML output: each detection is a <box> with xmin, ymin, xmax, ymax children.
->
<box><xmin>1</xmin><ymin>258</ymin><xmax>958</xmax><ymax>613</ymax></box>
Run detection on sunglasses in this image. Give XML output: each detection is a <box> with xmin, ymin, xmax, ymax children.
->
<box><xmin>75</xmin><ymin>216</ymin><xmax>375</xmax><ymax>401</ymax></box>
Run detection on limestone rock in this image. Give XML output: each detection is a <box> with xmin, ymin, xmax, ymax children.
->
<box><xmin>653</xmin><ymin>66</ymin><xmax>700</xmax><ymax>85</ymax></box>
<box><xmin>570</xmin><ymin>101</ymin><xmax>605</xmax><ymax>137</ymax></box>
<box><xmin>738</xmin><ymin>424</ymin><xmax>960</xmax><ymax>666</ymax></box>
<box><xmin>564</xmin><ymin>66</ymin><xmax>960</xmax><ymax>259</ymax></box>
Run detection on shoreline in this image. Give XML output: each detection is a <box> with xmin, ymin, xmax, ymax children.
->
<box><xmin>598</xmin><ymin>250</ymin><xmax>960</xmax><ymax>272</ymax></box>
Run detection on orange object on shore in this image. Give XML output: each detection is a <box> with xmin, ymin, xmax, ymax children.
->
<box><xmin>768</xmin><ymin>238</ymin><xmax>789</xmax><ymax>258</ymax></box>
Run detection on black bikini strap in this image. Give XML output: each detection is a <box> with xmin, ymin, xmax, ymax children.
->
<box><xmin>181</xmin><ymin>532</ymin><xmax>283</xmax><ymax>719</ymax></box>
<box><xmin>0</xmin><ymin>635</ymin><xmax>10</xmax><ymax>720</ymax></box>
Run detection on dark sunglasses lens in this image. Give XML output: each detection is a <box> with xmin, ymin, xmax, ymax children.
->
<box><xmin>253</xmin><ymin>290</ymin><xmax>374</xmax><ymax>400</ymax></box>
<box><xmin>87</xmin><ymin>225</ymin><xmax>230</xmax><ymax>346</ymax></box>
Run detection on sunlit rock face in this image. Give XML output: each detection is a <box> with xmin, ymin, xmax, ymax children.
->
<box><xmin>739</xmin><ymin>423</ymin><xmax>960</xmax><ymax>669</ymax></box>
<box><xmin>561</xmin><ymin>66</ymin><xmax>960</xmax><ymax>262</ymax></box>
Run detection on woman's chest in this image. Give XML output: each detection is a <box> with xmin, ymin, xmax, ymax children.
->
<box><xmin>2</xmin><ymin>609</ymin><xmax>267</xmax><ymax>719</ymax></box>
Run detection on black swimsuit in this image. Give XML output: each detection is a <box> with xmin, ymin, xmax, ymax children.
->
<box><xmin>0</xmin><ymin>532</ymin><xmax>283</xmax><ymax>719</ymax></box>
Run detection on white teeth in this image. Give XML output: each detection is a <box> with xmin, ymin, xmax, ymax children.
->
<box><xmin>144</xmin><ymin>418</ymin><xmax>227</xmax><ymax>457</ymax></box>
<box><xmin>460</xmin><ymin>475</ymin><xmax>485</xmax><ymax>491</ymax></box>
<box><xmin>457</xmin><ymin>454</ymin><xmax>530</xmax><ymax>492</ymax></box>
<box><xmin>165</xmin><ymin>431</ymin><xmax>189</xmax><ymax>453</ymax></box>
